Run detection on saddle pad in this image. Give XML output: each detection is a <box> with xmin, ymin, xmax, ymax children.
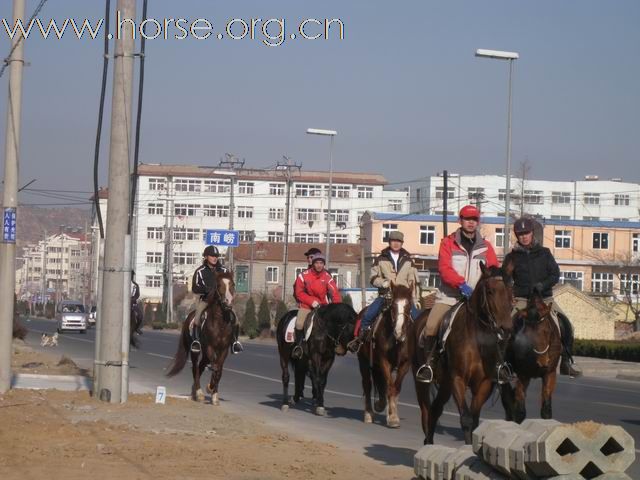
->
<box><xmin>283</xmin><ymin>314</ymin><xmax>314</xmax><ymax>343</ymax></box>
<box><xmin>439</xmin><ymin>303</ymin><xmax>464</xmax><ymax>349</ymax></box>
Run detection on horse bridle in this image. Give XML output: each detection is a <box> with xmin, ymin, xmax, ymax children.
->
<box><xmin>474</xmin><ymin>276</ymin><xmax>509</xmax><ymax>341</ymax></box>
<box><xmin>524</xmin><ymin>306</ymin><xmax>552</xmax><ymax>356</ymax></box>
<box><xmin>325</xmin><ymin>320</ymin><xmax>353</xmax><ymax>350</ymax></box>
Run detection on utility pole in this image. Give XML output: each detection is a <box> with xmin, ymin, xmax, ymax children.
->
<box><xmin>218</xmin><ymin>154</ymin><xmax>244</xmax><ymax>270</ymax></box>
<box><xmin>161</xmin><ymin>180</ymin><xmax>174</xmax><ymax>325</ymax></box>
<box><xmin>41</xmin><ymin>230</ymin><xmax>47</xmax><ymax>308</ymax></box>
<box><xmin>0</xmin><ymin>0</ymin><xmax>26</xmax><ymax>393</ymax></box>
<box><xmin>277</xmin><ymin>157</ymin><xmax>301</xmax><ymax>303</ymax></box>
<box><xmin>248</xmin><ymin>231</ymin><xmax>255</xmax><ymax>294</ymax></box>
<box><xmin>97</xmin><ymin>0</ymin><xmax>136</xmax><ymax>404</ymax></box>
<box><xmin>442</xmin><ymin>170</ymin><xmax>449</xmax><ymax>237</ymax></box>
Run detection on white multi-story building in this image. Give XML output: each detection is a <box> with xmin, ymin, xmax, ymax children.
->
<box><xmin>95</xmin><ymin>163</ymin><xmax>409</xmax><ymax>301</ymax></box>
<box><xmin>407</xmin><ymin>174</ymin><xmax>640</xmax><ymax>222</ymax></box>
<box><xmin>16</xmin><ymin>232</ymin><xmax>91</xmax><ymax>303</ymax></box>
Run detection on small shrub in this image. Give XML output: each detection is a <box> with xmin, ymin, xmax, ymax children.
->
<box><xmin>258</xmin><ymin>295</ymin><xmax>271</xmax><ymax>334</ymax></box>
<box><xmin>243</xmin><ymin>297</ymin><xmax>258</xmax><ymax>339</ymax></box>
<box><xmin>574</xmin><ymin>339</ymin><xmax>640</xmax><ymax>362</ymax></box>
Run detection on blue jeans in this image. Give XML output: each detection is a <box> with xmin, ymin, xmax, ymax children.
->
<box><xmin>362</xmin><ymin>296</ymin><xmax>420</xmax><ymax>329</ymax></box>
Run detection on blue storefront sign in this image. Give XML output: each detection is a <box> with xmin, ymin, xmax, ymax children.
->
<box><xmin>3</xmin><ymin>207</ymin><xmax>16</xmax><ymax>243</ymax></box>
<box><xmin>205</xmin><ymin>229</ymin><xmax>240</xmax><ymax>247</ymax></box>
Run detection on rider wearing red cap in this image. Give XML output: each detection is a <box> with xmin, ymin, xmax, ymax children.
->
<box><xmin>416</xmin><ymin>205</ymin><xmax>500</xmax><ymax>383</ymax></box>
<box><xmin>291</xmin><ymin>253</ymin><xmax>341</xmax><ymax>359</ymax></box>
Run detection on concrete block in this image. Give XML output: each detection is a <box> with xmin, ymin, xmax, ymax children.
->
<box><xmin>593</xmin><ymin>474</ymin><xmax>633</xmax><ymax>480</ymax></box>
<box><xmin>453</xmin><ymin>456</ymin><xmax>507</xmax><ymax>480</ymax></box>
<box><xmin>442</xmin><ymin>445</ymin><xmax>475</xmax><ymax>479</ymax></box>
<box><xmin>506</xmin><ymin>430</ymin><xmax>537</xmax><ymax>480</ymax></box>
<box><xmin>589</xmin><ymin>424</ymin><xmax>635</xmax><ymax>473</ymax></box>
<box><xmin>414</xmin><ymin>445</ymin><xmax>456</xmax><ymax>480</ymax></box>
<box><xmin>480</xmin><ymin>424</ymin><xmax>525</xmax><ymax>476</ymax></box>
<box><xmin>472</xmin><ymin>420</ymin><xmax>513</xmax><ymax>455</ymax></box>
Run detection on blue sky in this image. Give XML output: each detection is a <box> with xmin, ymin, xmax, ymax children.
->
<box><xmin>0</xmin><ymin>0</ymin><xmax>638</xmax><ymax>200</ymax></box>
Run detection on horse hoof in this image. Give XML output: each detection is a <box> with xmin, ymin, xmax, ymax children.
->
<box><xmin>281</xmin><ymin>404</ymin><xmax>289</xmax><ymax>412</ymax></box>
<box><xmin>374</xmin><ymin>400</ymin><xmax>386</xmax><ymax>413</ymax></box>
<box><xmin>364</xmin><ymin>412</ymin><xmax>373</xmax><ymax>424</ymax></box>
<box><xmin>315</xmin><ymin>406</ymin><xmax>326</xmax><ymax>416</ymax></box>
<box><xmin>195</xmin><ymin>389</ymin><xmax>205</xmax><ymax>402</ymax></box>
<box><xmin>211</xmin><ymin>393</ymin><xmax>220</xmax><ymax>406</ymax></box>
<box><xmin>387</xmin><ymin>417</ymin><xmax>400</xmax><ymax>429</ymax></box>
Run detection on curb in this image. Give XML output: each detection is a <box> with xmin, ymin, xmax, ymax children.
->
<box><xmin>615</xmin><ymin>374</ymin><xmax>640</xmax><ymax>382</ymax></box>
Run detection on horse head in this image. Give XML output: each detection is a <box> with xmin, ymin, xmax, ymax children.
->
<box><xmin>476</xmin><ymin>262</ymin><xmax>514</xmax><ymax>338</ymax></box>
<box><xmin>212</xmin><ymin>271</ymin><xmax>235</xmax><ymax>308</ymax></box>
<box><xmin>522</xmin><ymin>293</ymin><xmax>555</xmax><ymax>368</ymax></box>
<box><xmin>389</xmin><ymin>281</ymin><xmax>413</xmax><ymax>342</ymax></box>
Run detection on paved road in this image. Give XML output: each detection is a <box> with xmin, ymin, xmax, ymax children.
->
<box><xmin>21</xmin><ymin>318</ymin><xmax>640</xmax><ymax>476</ymax></box>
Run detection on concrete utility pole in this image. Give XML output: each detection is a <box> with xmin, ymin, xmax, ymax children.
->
<box><xmin>277</xmin><ymin>158</ymin><xmax>302</xmax><ymax>303</ymax></box>
<box><xmin>248</xmin><ymin>230</ymin><xmax>255</xmax><ymax>294</ymax></box>
<box><xmin>41</xmin><ymin>230</ymin><xmax>47</xmax><ymax>307</ymax></box>
<box><xmin>442</xmin><ymin>170</ymin><xmax>449</xmax><ymax>237</ymax></box>
<box><xmin>218</xmin><ymin>154</ymin><xmax>244</xmax><ymax>270</ymax></box>
<box><xmin>0</xmin><ymin>0</ymin><xmax>26</xmax><ymax>394</ymax></box>
<box><xmin>161</xmin><ymin>180</ymin><xmax>174</xmax><ymax>325</ymax></box>
<box><xmin>96</xmin><ymin>0</ymin><xmax>136</xmax><ymax>404</ymax></box>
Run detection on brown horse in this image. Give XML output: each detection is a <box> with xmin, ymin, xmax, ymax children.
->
<box><xmin>501</xmin><ymin>294</ymin><xmax>562</xmax><ymax>423</ymax></box>
<box><xmin>166</xmin><ymin>271</ymin><xmax>236</xmax><ymax>405</ymax></box>
<box><xmin>358</xmin><ymin>283</ymin><xmax>415</xmax><ymax>428</ymax></box>
<box><xmin>414</xmin><ymin>263</ymin><xmax>514</xmax><ymax>444</ymax></box>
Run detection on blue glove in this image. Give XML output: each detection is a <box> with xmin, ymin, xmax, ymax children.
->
<box><xmin>459</xmin><ymin>282</ymin><xmax>473</xmax><ymax>299</ymax></box>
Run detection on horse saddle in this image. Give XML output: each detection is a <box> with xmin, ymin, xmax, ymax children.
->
<box><xmin>284</xmin><ymin>313</ymin><xmax>315</xmax><ymax>344</ymax></box>
<box><xmin>189</xmin><ymin>310</ymin><xmax>207</xmax><ymax>334</ymax></box>
<box><xmin>437</xmin><ymin>301</ymin><xmax>465</xmax><ymax>351</ymax></box>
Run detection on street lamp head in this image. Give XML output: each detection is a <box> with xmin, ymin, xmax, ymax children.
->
<box><xmin>475</xmin><ymin>49</ymin><xmax>519</xmax><ymax>60</ymax></box>
<box><xmin>306</xmin><ymin>128</ymin><xmax>338</xmax><ymax>136</ymax></box>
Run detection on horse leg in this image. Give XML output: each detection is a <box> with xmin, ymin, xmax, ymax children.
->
<box><xmin>469</xmin><ymin>379</ymin><xmax>495</xmax><ymax>433</ymax></box>
<box><xmin>358</xmin><ymin>353</ymin><xmax>374</xmax><ymax>424</ymax></box>
<box><xmin>514</xmin><ymin>376</ymin><xmax>530</xmax><ymax>423</ymax></box>
<box><xmin>387</xmin><ymin>359</ymin><xmax>411</xmax><ymax>429</ymax></box>
<box><xmin>313</xmin><ymin>355</ymin><xmax>334</xmax><ymax>416</ymax></box>
<box><xmin>500</xmin><ymin>382</ymin><xmax>516</xmax><ymax>422</ymax></box>
<box><xmin>426</xmin><ymin>378</ymin><xmax>452</xmax><ymax>444</ymax></box>
<box><xmin>540</xmin><ymin>370</ymin><xmax>557</xmax><ymax>419</ymax></box>
<box><xmin>190</xmin><ymin>351</ymin><xmax>206</xmax><ymax>402</ymax></box>
<box><xmin>208</xmin><ymin>349</ymin><xmax>229</xmax><ymax>406</ymax></box>
<box><xmin>451</xmin><ymin>376</ymin><xmax>474</xmax><ymax>444</ymax></box>
<box><xmin>280</xmin><ymin>350</ymin><xmax>292</xmax><ymax>411</ymax></box>
<box><xmin>293</xmin><ymin>361</ymin><xmax>306</xmax><ymax>403</ymax></box>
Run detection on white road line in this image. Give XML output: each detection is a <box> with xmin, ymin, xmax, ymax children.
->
<box><xmin>594</xmin><ymin>401</ymin><xmax>640</xmax><ymax>412</ymax></box>
<box><xmin>147</xmin><ymin>352</ymin><xmax>172</xmax><ymax>360</ymax></box>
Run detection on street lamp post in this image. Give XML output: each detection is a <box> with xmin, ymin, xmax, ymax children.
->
<box><xmin>475</xmin><ymin>48</ymin><xmax>519</xmax><ymax>255</ymax></box>
<box><xmin>306</xmin><ymin>128</ymin><xmax>338</xmax><ymax>265</ymax></box>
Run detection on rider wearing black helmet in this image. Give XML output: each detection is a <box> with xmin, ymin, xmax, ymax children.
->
<box><xmin>504</xmin><ymin>217</ymin><xmax>581</xmax><ymax>377</ymax></box>
<box><xmin>131</xmin><ymin>270</ymin><xmax>143</xmax><ymax>335</ymax></box>
<box><xmin>190</xmin><ymin>245</ymin><xmax>242</xmax><ymax>354</ymax></box>
<box><xmin>304</xmin><ymin>247</ymin><xmax>322</xmax><ymax>267</ymax></box>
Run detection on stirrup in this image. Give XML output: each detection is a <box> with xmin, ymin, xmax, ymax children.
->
<box><xmin>291</xmin><ymin>344</ymin><xmax>303</xmax><ymax>360</ymax></box>
<box><xmin>415</xmin><ymin>364</ymin><xmax>434</xmax><ymax>384</ymax></box>
<box><xmin>496</xmin><ymin>362</ymin><xmax>513</xmax><ymax>385</ymax></box>
<box><xmin>231</xmin><ymin>341</ymin><xmax>243</xmax><ymax>354</ymax></box>
<box><xmin>347</xmin><ymin>338</ymin><xmax>362</xmax><ymax>354</ymax></box>
<box><xmin>190</xmin><ymin>340</ymin><xmax>202</xmax><ymax>354</ymax></box>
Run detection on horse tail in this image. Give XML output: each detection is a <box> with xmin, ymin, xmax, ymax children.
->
<box><xmin>166</xmin><ymin>317</ymin><xmax>191</xmax><ymax>377</ymax></box>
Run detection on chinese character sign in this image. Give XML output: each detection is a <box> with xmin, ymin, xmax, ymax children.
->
<box><xmin>205</xmin><ymin>229</ymin><xmax>239</xmax><ymax>247</ymax></box>
<box><xmin>3</xmin><ymin>208</ymin><xmax>17</xmax><ymax>243</ymax></box>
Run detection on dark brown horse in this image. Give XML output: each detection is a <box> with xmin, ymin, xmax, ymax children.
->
<box><xmin>276</xmin><ymin>303</ymin><xmax>357</xmax><ymax>416</ymax></box>
<box><xmin>166</xmin><ymin>271</ymin><xmax>236</xmax><ymax>405</ymax></box>
<box><xmin>358</xmin><ymin>283</ymin><xmax>415</xmax><ymax>428</ymax></box>
<box><xmin>414</xmin><ymin>263</ymin><xmax>514</xmax><ymax>444</ymax></box>
<box><xmin>501</xmin><ymin>294</ymin><xmax>562</xmax><ymax>423</ymax></box>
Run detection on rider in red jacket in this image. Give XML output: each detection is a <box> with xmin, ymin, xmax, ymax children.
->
<box><xmin>291</xmin><ymin>254</ymin><xmax>341</xmax><ymax>358</ymax></box>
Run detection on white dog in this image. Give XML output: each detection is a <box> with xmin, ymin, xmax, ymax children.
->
<box><xmin>40</xmin><ymin>332</ymin><xmax>59</xmax><ymax>347</ymax></box>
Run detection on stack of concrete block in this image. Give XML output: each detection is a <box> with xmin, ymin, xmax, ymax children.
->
<box><xmin>414</xmin><ymin>419</ymin><xmax>635</xmax><ymax>480</ymax></box>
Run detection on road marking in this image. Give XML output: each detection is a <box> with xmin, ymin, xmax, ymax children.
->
<box><xmin>594</xmin><ymin>401</ymin><xmax>640</xmax><ymax>412</ymax></box>
<box><xmin>147</xmin><ymin>352</ymin><xmax>172</xmax><ymax>360</ymax></box>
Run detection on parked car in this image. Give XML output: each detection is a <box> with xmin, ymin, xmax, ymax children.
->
<box><xmin>88</xmin><ymin>305</ymin><xmax>97</xmax><ymax>327</ymax></box>
<box><xmin>56</xmin><ymin>301</ymin><xmax>87</xmax><ymax>334</ymax></box>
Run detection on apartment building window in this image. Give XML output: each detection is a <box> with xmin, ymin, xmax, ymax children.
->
<box><xmin>593</xmin><ymin>232</ymin><xmax>609</xmax><ymax>250</ymax></box>
<box><xmin>324</xmin><ymin>185</ymin><xmax>351</xmax><ymax>198</ymax></box>
<box><xmin>435</xmin><ymin>186</ymin><xmax>454</xmax><ymax>200</ymax></box>
<box><xmin>268</xmin><ymin>231</ymin><xmax>284</xmax><ymax>242</ymax></box>
<box><xmin>326</xmin><ymin>233</ymin><xmax>349</xmax><ymax>244</ymax></box>
<box><xmin>323</xmin><ymin>209</ymin><xmax>349</xmax><ymax>223</ymax></box>
<box><xmin>560</xmin><ymin>271</ymin><xmax>584</xmax><ymax>291</ymax></box>
<box><xmin>552</xmin><ymin>191</ymin><xmax>571</xmax><ymax>204</ymax></box>
<box><xmin>294</xmin><ymin>267</ymin><xmax>306</xmax><ymax>278</ymax></box>
<box><xmin>583</xmin><ymin>216</ymin><xmax>600</xmax><ymax>221</ymax></box>
<box><xmin>148</xmin><ymin>202</ymin><xmax>164</xmax><ymax>215</ymax></box>
<box><xmin>148</xmin><ymin>178</ymin><xmax>166</xmax><ymax>191</ymax></box>
<box><xmin>388</xmin><ymin>199</ymin><xmax>403</xmax><ymax>212</ymax></box>
<box><xmin>633</xmin><ymin>234</ymin><xmax>639</xmax><ymax>253</ymax></box>
<box><xmin>551</xmin><ymin>215</ymin><xmax>570</xmax><ymax>220</ymax></box>
<box><xmin>174</xmin><ymin>252</ymin><xmax>198</xmax><ymax>265</ymax></box>
<box><xmin>357</xmin><ymin>186</ymin><xmax>374</xmax><ymax>199</ymax></box>
<box><xmin>614</xmin><ymin>194</ymin><xmax>630</xmax><ymax>206</ymax></box>
<box><xmin>296</xmin><ymin>208</ymin><xmax>320</xmax><ymax>222</ymax></box>
<box><xmin>424</xmin><ymin>270</ymin><xmax>441</xmax><ymax>288</ymax></box>
<box><xmin>269</xmin><ymin>183</ymin><xmax>285</xmax><ymax>196</ymax></box>
<box><xmin>620</xmin><ymin>274</ymin><xmax>640</xmax><ymax>295</ymax></box>
<box><xmin>591</xmin><ymin>272</ymin><xmax>614</xmax><ymax>293</ymax></box>
<box><xmin>145</xmin><ymin>275</ymin><xmax>162</xmax><ymax>288</ymax></box>
<box><xmin>467</xmin><ymin>187</ymin><xmax>485</xmax><ymax>201</ymax></box>
<box><xmin>382</xmin><ymin>223</ymin><xmax>399</xmax><ymax>242</ymax></box>
<box><xmin>146</xmin><ymin>252</ymin><xmax>162</xmax><ymax>265</ymax></box>
<box><xmin>554</xmin><ymin>230</ymin><xmax>572</xmax><ymax>249</ymax></box>
<box><xmin>295</xmin><ymin>183</ymin><xmax>323</xmax><ymax>197</ymax></box>
<box><xmin>583</xmin><ymin>193</ymin><xmax>600</xmax><ymax>205</ymax></box>
<box><xmin>238</xmin><ymin>231</ymin><xmax>254</xmax><ymax>242</ymax></box>
<box><xmin>238</xmin><ymin>182</ymin><xmax>254</xmax><ymax>195</ymax></box>
<box><xmin>495</xmin><ymin>228</ymin><xmax>505</xmax><ymax>248</ymax></box>
<box><xmin>174</xmin><ymin>228</ymin><xmax>200</xmax><ymax>241</ymax></box>
<box><xmin>420</xmin><ymin>225</ymin><xmax>436</xmax><ymax>245</ymax></box>
<box><xmin>147</xmin><ymin>227</ymin><xmax>164</xmax><ymax>240</ymax></box>
<box><xmin>237</xmin><ymin>207</ymin><xmax>254</xmax><ymax>219</ymax></box>
<box><xmin>174</xmin><ymin>203</ymin><xmax>199</xmax><ymax>216</ymax></box>
<box><xmin>294</xmin><ymin>233</ymin><xmax>321</xmax><ymax>243</ymax></box>
<box><xmin>614</xmin><ymin>218</ymin><xmax>629</xmax><ymax>222</ymax></box>
<box><xmin>498</xmin><ymin>189</ymin><xmax>515</xmax><ymax>201</ymax></box>
<box><xmin>524</xmin><ymin>190</ymin><xmax>543</xmax><ymax>205</ymax></box>
<box><xmin>174</xmin><ymin>179</ymin><xmax>201</xmax><ymax>192</ymax></box>
<box><xmin>203</xmin><ymin>180</ymin><xmax>230</xmax><ymax>193</ymax></box>
<box><xmin>269</xmin><ymin>208</ymin><xmax>284</xmax><ymax>221</ymax></box>
<box><xmin>266</xmin><ymin>266</ymin><xmax>279</xmax><ymax>283</ymax></box>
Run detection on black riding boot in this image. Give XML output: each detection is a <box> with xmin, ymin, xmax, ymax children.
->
<box><xmin>291</xmin><ymin>329</ymin><xmax>304</xmax><ymax>360</ymax></box>
<box><xmin>416</xmin><ymin>336</ymin><xmax>438</xmax><ymax>383</ymax></box>
<box><xmin>347</xmin><ymin>325</ymin><xmax>370</xmax><ymax>353</ymax></box>
<box><xmin>558</xmin><ymin>314</ymin><xmax>581</xmax><ymax>377</ymax></box>
<box><xmin>190</xmin><ymin>323</ymin><xmax>202</xmax><ymax>354</ymax></box>
<box><xmin>231</xmin><ymin>322</ymin><xmax>243</xmax><ymax>354</ymax></box>
<box><xmin>135</xmin><ymin>309</ymin><xmax>143</xmax><ymax>335</ymax></box>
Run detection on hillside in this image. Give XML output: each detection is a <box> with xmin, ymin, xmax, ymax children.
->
<box><xmin>15</xmin><ymin>206</ymin><xmax>91</xmax><ymax>251</ymax></box>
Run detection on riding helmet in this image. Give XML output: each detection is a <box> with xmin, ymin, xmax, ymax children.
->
<box><xmin>203</xmin><ymin>245</ymin><xmax>220</xmax><ymax>257</ymax></box>
<box><xmin>388</xmin><ymin>231</ymin><xmax>404</xmax><ymax>242</ymax></box>
<box><xmin>513</xmin><ymin>217</ymin><xmax>535</xmax><ymax>234</ymax></box>
<box><xmin>310</xmin><ymin>253</ymin><xmax>326</xmax><ymax>264</ymax></box>
<box><xmin>304</xmin><ymin>247</ymin><xmax>322</xmax><ymax>257</ymax></box>
<box><xmin>459</xmin><ymin>205</ymin><xmax>480</xmax><ymax>220</ymax></box>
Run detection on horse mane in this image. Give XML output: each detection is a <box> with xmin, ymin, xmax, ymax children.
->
<box><xmin>392</xmin><ymin>284</ymin><xmax>413</xmax><ymax>298</ymax></box>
